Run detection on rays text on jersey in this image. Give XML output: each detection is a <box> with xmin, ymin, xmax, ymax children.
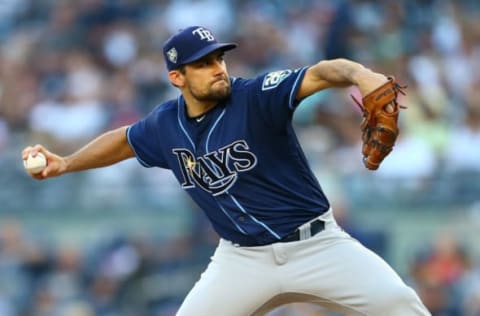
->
<box><xmin>172</xmin><ymin>140</ymin><xmax>257</xmax><ymax>196</ymax></box>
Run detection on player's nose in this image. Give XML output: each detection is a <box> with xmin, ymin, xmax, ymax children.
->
<box><xmin>211</xmin><ymin>60</ymin><xmax>226</xmax><ymax>74</ymax></box>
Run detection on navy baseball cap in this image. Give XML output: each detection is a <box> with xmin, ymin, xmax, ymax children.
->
<box><xmin>163</xmin><ymin>26</ymin><xmax>237</xmax><ymax>71</ymax></box>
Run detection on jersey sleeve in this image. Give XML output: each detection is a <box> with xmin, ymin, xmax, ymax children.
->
<box><xmin>248</xmin><ymin>66</ymin><xmax>309</xmax><ymax>129</ymax></box>
<box><xmin>126</xmin><ymin>112</ymin><xmax>168</xmax><ymax>169</ymax></box>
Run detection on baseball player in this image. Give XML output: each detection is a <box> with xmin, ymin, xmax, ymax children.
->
<box><xmin>22</xmin><ymin>26</ymin><xmax>430</xmax><ymax>315</ymax></box>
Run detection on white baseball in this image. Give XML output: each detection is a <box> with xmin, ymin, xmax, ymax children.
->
<box><xmin>23</xmin><ymin>152</ymin><xmax>47</xmax><ymax>174</ymax></box>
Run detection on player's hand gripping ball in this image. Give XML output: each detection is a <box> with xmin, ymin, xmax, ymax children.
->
<box><xmin>23</xmin><ymin>152</ymin><xmax>47</xmax><ymax>174</ymax></box>
<box><xmin>351</xmin><ymin>77</ymin><xmax>407</xmax><ymax>170</ymax></box>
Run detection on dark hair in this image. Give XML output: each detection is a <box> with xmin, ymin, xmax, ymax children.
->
<box><xmin>177</xmin><ymin>65</ymin><xmax>186</xmax><ymax>74</ymax></box>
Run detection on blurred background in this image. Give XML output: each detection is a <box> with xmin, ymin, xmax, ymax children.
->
<box><xmin>1</xmin><ymin>0</ymin><xmax>480</xmax><ymax>315</ymax></box>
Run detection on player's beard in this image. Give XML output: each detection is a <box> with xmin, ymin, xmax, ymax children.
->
<box><xmin>189</xmin><ymin>78</ymin><xmax>231</xmax><ymax>103</ymax></box>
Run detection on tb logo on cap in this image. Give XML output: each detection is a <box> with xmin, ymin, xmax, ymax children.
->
<box><xmin>192</xmin><ymin>27</ymin><xmax>215</xmax><ymax>41</ymax></box>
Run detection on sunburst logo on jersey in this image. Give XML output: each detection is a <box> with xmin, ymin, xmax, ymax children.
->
<box><xmin>186</xmin><ymin>157</ymin><xmax>196</xmax><ymax>173</ymax></box>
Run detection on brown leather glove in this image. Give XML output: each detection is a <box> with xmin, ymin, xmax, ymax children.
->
<box><xmin>352</xmin><ymin>77</ymin><xmax>407</xmax><ymax>170</ymax></box>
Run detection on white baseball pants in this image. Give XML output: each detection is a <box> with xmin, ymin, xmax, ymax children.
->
<box><xmin>176</xmin><ymin>210</ymin><xmax>431</xmax><ymax>316</ymax></box>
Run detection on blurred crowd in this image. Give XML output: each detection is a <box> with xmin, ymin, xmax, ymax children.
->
<box><xmin>1</xmin><ymin>0</ymin><xmax>480</xmax><ymax>315</ymax></box>
<box><xmin>0</xmin><ymin>216</ymin><xmax>220</xmax><ymax>316</ymax></box>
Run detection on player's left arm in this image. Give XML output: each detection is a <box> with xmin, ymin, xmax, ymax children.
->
<box><xmin>296</xmin><ymin>58</ymin><xmax>388</xmax><ymax>100</ymax></box>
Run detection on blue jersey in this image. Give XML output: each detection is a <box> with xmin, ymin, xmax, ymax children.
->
<box><xmin>127</xmin><ymin>66</ymin><xmax>330</xmax><ymax>246</ymax></box>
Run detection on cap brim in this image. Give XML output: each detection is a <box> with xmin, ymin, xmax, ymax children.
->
<box><xmin>182</xmin><ymin>43</ymin><xmax>237</xmax><ymax>65</ymax></box>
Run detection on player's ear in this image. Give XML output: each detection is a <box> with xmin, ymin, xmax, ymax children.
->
<box><xmin>168</xmin><ymin>69</ymin><xmax>185</xmax><ymax>87</ymax></box>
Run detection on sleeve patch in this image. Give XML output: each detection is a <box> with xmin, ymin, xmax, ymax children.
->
<box><xmin>261</xmin><ymin>70</ymin><xmax>292</xmax><ymax>91</ymax></box>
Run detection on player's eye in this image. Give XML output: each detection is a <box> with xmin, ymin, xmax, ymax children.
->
<box><xmin>192</xmin><ymin>53</ymin><xmax>224</xmax><ymax>68</ymax></box>
<box><xmin>190</xmin><ymin>60</ymin><xmax>207</xmax><ymax>68</ymax></box>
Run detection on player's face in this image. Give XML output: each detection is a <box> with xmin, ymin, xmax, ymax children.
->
<box><xmin>182</xmin><ymin>51</ymin><xmax>231</xmax><ymax>102</ymax></box>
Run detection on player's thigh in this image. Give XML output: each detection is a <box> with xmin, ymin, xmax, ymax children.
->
<box><xmin>177</xmin><ymin>243</ymin><xmax>278</xmax><ymax>316</ymax></box>
<box><xmin>289</xmin><ymin>233</ymin><xmax>428</xmax><ymax>315</ymax></box>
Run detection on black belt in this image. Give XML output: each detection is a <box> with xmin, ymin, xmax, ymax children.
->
<box><xmin>280</xmin><ymin>219</ymin><xmax>325</xmax><ymax>243</ymax></box>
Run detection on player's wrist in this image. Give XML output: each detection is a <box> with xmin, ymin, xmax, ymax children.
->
<box><xmin>59</xmin><ymin>155</ymin><xmax>72</xmax><ymax>175</ymax></box>
<box><xmin>354</xmin><ymin>71</ymin><xmax>388</xmax><ymax>97</ymax></box>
